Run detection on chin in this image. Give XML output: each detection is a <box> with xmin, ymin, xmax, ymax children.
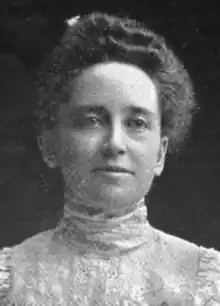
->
<box><xmin>92</xmin><ymin>186</ymin><xmax>135</xmax><ymax>206</ymax></box>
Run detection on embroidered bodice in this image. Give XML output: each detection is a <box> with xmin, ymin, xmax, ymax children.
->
<box><xmin>0</xmin><ymin>201</ymin><xmax>220</xmax><ymax>305</ymax></box>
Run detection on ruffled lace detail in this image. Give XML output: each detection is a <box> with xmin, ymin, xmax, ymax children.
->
<box><xmin>0</xmin><ymin>247</ymin><xmax>12</xmax><ymax>304</ymax></box>
<box><xmin>195</xmin><ymin>247</ymin><xmax>220</xmax><ymax>305</ymax></box>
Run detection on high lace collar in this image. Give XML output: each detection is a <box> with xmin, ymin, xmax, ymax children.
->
<box><xmin>55</xmin><ymin>197</ymin><xmax>152</xmax><ymax>257</ymax></box>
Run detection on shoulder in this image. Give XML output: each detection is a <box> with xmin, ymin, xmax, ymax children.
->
<box><xmin>156</xmin><ymin>228</ymin><xmax>199</xmax><ymax>255</ymax></box>
<box><xmin>196</xmin><ymin>246</ymin><xmax>220</xmax><ymax>304</ymax></box>
<box><xmin>14</xmin><ymin>229</ymin><xmax>54</xmax><ymax>257</ymax></box>
<box><xmin>154</xmin><ymin>229</ymin><xmax>220</xmax><ymax>303</ymax></box>
<box><xmin>0</xmin><ymin>229</ymin><xmax>54</xmax><ymax>303</ymax></box>
<box><xmin>153</xmin><ymin>228</ymin><xmax>199</xmax><ymax>275</ymax></box>
<box><xmin>0</xmin><ymin>247</ymin><xmax>13</xmax><ymax>304</ymax></box>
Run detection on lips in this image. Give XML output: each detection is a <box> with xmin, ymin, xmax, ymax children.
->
<box><xmin>93</xmin><ymin>166</ymin><xmax>134</xmax><ymax>174</ymax></box>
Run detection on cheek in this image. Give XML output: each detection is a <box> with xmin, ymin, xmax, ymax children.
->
<box><xmin>134</xmin><ymin>137</ymin><xmax>160</xmax><ymax>172</ymax></box>
<box><xmin>57</xmin><ymin>130</ymin><xmax>100</xmax><ymax>167</ymax></box>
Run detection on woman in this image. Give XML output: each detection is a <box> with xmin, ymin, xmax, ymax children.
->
<box><xmin>0</xmin><ymin>11</ymin><xmax>220</xmax><ymax>305</ymax></box>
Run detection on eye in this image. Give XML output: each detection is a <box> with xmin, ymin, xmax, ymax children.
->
<box><xmin>84</xmin><ymin>115</ymin><xmax>101</xmax><ymax>127</ymax></box>
<box><xmin>71</xmin><ymin>114</ymin><xmax>104</xmax><ymax>129</ymax></box>
<box><xmin>69</xmin><ymin>112</ymin><xmax>106</xmax><ymax>129</ymax></box>
<box><xmin>126</xmin><ymin>118</ymin><xmax>149</xmax><ymax>131</ymax></box>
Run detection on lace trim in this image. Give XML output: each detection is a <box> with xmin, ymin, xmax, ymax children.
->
<box><xmin>0</xmin><ymin>247</ymin><xmax>12</xmax><ymax>303</ymax></box>
<box><xmin>195</xmin><ymin>247</ymin><xmax>220</xmax><ymax>305</ymax></box>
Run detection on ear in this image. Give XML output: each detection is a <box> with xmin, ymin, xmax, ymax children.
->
<box><xmin>154</xmin><ymin>136</ymin><xmax>168</xmax><ymax>176</ymax></box>
<box><xmin>37</xmin><ymin>130</ymin><xmax>58</xmax><ymax>168</ymax></box>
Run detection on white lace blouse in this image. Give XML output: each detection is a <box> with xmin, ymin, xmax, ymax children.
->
<box><xmin>0</xmin><ymin>202</ymin><xmax>220</xmax><ymax>305</ymax></box>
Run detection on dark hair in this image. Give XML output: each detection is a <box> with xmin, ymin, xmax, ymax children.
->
<box><xmin>36</xmin><ymin>11</ymin><xmax>196</xmax><ymax>154</ymax></box>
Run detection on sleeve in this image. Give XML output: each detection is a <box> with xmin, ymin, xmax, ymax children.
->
<box><xmin>0</xmin><ymin>247</ymin><xmax>13</xmax><ymax>304</ymax></box>
<box><xmin>196</xmin><ymin>246</ymin><xmax>220</xmax><ymax>305</ymax></box>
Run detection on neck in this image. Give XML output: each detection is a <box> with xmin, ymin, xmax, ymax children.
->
<box><xmin>63</xmin><ymin>190</ymin><xmax>147</xmax><ymax>220</ymax></box>
<box><xmin>55</xmin><ymin>194</ymin><xmax>151</xmax><ymax>257</ymax></box>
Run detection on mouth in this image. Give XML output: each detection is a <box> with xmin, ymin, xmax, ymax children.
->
<box><xmin>92</xmin><ymin>166</ymin><xmax>134</xmax><ymax>175</ymax></box>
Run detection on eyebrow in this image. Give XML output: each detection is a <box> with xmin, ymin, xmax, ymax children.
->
<box><xmin>126</xmin><ymin>106</ymin><xmax>158</xmax><ymax>118</ymax></box>
<box><xmin>70</xmin><ymin>105</ymin><xmax>158</xmax><ymax>118</ymax></box>
<box><xmin>71</xmin><ymin>105</ymin><xmax>106</xmax><ymax>114</ymax></box>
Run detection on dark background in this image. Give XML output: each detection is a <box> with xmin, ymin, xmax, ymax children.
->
<box><xmin>0</xmin><ymin>0</ymin><xmax>220</xmax><ymax>249</ymax></box>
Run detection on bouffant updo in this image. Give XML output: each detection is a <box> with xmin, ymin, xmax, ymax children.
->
<box><xmin>36</xmin><ymin>11</ymin><xmax>196</xmax><ymax>154</ymax></box>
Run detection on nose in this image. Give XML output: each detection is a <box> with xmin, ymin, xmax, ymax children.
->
<box><xmin>101</xmin><ymin>121</ymin><xmax>126</xmax><ymax>157</ymax></box>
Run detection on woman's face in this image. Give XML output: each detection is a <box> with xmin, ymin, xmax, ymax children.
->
<box><xmin>43</xmin><ymin>62</ymin><xmax>168</xmax><ymax>214</ymax></box>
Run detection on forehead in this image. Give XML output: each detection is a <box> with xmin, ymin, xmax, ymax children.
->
<box><xmin>68</xmin><ymin>62</ymin><xmax>159</xmax><ymax>115</ymax></box>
